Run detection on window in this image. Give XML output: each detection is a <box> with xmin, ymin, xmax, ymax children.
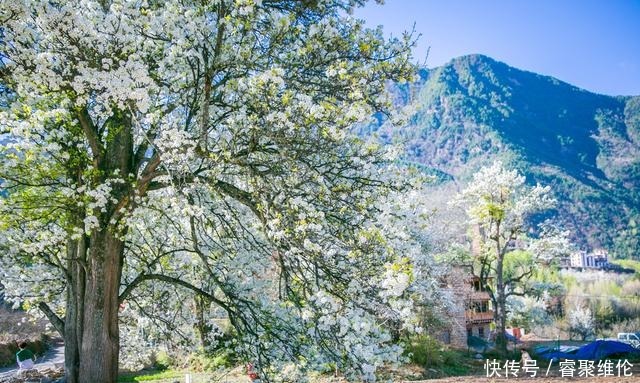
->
<box><xmin>443</xmin><ymin>331</ymin><xmax>451</xmax><ymax>344</ymax></box>
<box><xmin>467</xmin><ymin>328</ymin><xmax>472</xmax><ymax>337</ymax></box>
<box><xmin>471</xmin><ymin>301</ymin><xmax>489</xmax><ymax>313</ymax></box>
<box><xmin>478</xmin><ymin>327</ymin><xmax>485</xmax><ymax>338</ymax></box>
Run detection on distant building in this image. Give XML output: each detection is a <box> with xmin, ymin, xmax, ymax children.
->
<box><xmin>592</xmin><ymin>248</ymin><xmax>609</xmax><ymax>268</ymax></box>
<box><xmin>570</xmin><ymin>250</ymin><xmax>590</xmax><ymax>268</ymax></box>
<box><xmin>568</xmin><ymin>248</ymin><xmax>610</xmax><ymax>269</ymax></box>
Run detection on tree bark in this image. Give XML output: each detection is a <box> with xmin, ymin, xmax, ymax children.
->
<box><xmin>77</xmin><ymin>230</ymin><xmax>124</xmax><ymax>383</ymax></box>
<box><xmin>64</xmin><ymin>237</ymin><xmax>86</xmax><ymax>383</ymax></box>
<box><xmin>73</xmin><ymin>110</ymin><xmax>132</xmax><ymax>382</ymax></box>
<box><xmin>194</xmin><ymin>295</ymin><xmax>211</xmax><ymax>349</ymax></box>
<box><xmin>494</xmin><ymin>232</ymin><xmax>508</xmax><ymax>355</ymax></box>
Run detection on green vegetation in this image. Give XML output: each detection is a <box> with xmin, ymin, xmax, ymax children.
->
<box><xmin>118</xmin><ymin>370</ymin><xmax>184</xmax><ymax>383</ymax></box>
<box><xmin>186</xmin><ymin>349</ymin><xmax>236</xmax><ymax>372</ymax></box>
<box><xmin>611</xmin><ymin>259</ymin><xmax>640</xmax><ymax>274</ymax></box>
<box><xmin>403</xmin><ymin>335</ymin><xmax>478</xmax><ymax>378</ymax></box>
<box><xmin>365</xmin><ymin>54</ymin><xmax>640</xmax><ymax>259</ymax></box>
<box><xmin>554</xmin><ymin>270</ymin><xmax>639</xmax><ymax>339</ymax></box>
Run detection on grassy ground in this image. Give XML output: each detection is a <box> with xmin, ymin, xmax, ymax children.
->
<box><xmin>118</xmin><ymin>366</ymin><xmax>248</xmax><ymax>383</ymax></box>
<box><xmin>116</xmin><ymin>349</ymin><xmax>486</xmax><ymax>383</ymax></box>
<box><xmin>109</xmin><ymin>335</ymin><xmax>640</xmax><ymax>382</ymax></box>
<box><xmin>109</xmin><ymin>344</ymin><xmax>640</xmax><ymax>383</ymax></box>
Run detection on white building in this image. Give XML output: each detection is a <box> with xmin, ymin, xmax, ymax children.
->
<box><xmin>569</xmin><ymin>249</ymin><xmax>609</xmax><ymax>269</ymax></box>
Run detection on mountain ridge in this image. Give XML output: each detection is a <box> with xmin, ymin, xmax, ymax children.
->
<box><xmin>372</xmin><ymin>54</ymin><xmax>640</xmax><ymax>258</ymax></box>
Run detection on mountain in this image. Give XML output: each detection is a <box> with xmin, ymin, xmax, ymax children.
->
<box><xmin>369</xmin><ymin>54</ymin><xmax>640</xmax><ymax>259</ymax></box>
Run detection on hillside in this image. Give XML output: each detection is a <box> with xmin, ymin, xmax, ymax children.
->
<box><xmin>370</xmin><ymin>54</ymin><xmax>640</xmax><ymax>258</ymax></box>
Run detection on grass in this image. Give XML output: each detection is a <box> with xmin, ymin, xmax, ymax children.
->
<box><xmin>117</xmin><ymin>366</ymin><xmax>247</xmax><ymax>383</ymax></box>
<box><xmin>117</xmin><ymin>369</ymin><xmax>185</xmax><ymax>383</ymax></box>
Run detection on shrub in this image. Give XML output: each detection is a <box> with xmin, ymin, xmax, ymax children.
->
<box><xmin>405</xmin><ymin>335</ymin><xmax>445</xmax><ymax>366</ymax></box>
<box><xmin>405</xmin><ymin>335</ymin><xmax>467</xmax><ymax>367</ymax></box>
<box><xmin>186</xmin><ymin>349</ymin><xmax>236</xmax><ymax>372</ymax></box>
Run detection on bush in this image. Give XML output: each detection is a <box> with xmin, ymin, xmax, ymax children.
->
<box><xmin>186</xmin><ymin>349</ymin><xmax>236</xmax><ymax>372</ymax></box>
<box><xmin>405</xmin><ymin>335</ymin><xmax>445</xmax><ymax>366</ymax></box>
<box><xmin>606</xmin><ymin>318</ymin><xmax>640</xmax><ymax>338</ymax></box>
<box><xmin>148</xmin><ymin>350</ymin><xmax>171</xmax><ymax>371</ymax></box>
<box><xmin>405</xmin><ymin>335</ymin><xmax>467</xmax><ymax>367</ymax></box>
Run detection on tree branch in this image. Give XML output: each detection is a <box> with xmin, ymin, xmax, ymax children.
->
<box><xmin>213</xmin><ymin>179</ymin><xmax>263</xmax><ymax>220</ymax></box>
<box><xmin>118</xmin><ymin>273</ymin><xmax>229</xmax><ymax>312</ymax></box>
<box><xmin>38</xmin><ymin>302</ymin><xmax>65</xmax><ymax>337</ymax></box>
<box><xmin>76</xmin><ymin>107</ymin><xmax>102</xmax><ymax>164</ymax></box>
<box><xmin>505</xmin><ymin>268</ymin><xmax>534</xmax><ymax>286</ymax></box>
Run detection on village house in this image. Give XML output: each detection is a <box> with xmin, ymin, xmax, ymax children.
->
<box><xmin>433</xmin><ymin>268</ymin><xmax>494</xmax><ymax>348</ymax></box>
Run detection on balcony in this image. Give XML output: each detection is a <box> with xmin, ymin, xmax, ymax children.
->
<box><xmin>466</xmin><ymin>310</ymin><xmax>494</xmax><ymax>324</ymax></box>
<box><xmin>469</xmin><ymin>291</ymin><xmax>491</xmax><ymax>301</ymax></box>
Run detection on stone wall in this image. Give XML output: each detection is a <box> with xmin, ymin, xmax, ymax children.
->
<box><xmin>433</xmin><ymin>267</ymin><xmax>472</xmax><ymax>349</ymax></box>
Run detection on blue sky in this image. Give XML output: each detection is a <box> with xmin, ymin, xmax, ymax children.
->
<box><xmin>353</xmin><ymin>0</ymin><xmax>640</xmax><ymax>96</ymax></box>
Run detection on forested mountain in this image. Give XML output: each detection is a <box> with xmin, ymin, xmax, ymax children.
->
<box><xmin>368</xmin><ymin>54</ymin><xmax>640</xmax><ymax>259</ymax></box>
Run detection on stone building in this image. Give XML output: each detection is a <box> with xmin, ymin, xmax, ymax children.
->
<box><xmin>433</xmin><ymin>267</ymin><xmax>470</xmax><ymax>348</ymax></box>
<box><xmin>433</xmin><ymin>268</ymin><xmax>494</xmax><ymax>348</ymax></box>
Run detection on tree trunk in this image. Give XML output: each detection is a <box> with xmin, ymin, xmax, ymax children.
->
<box><xmin>494</xmin><ymin>239</ymin><xmax>508</xmax><ymax>355</ymax></box>
<box><xmin>64</xmin><ymin>237</ymin><xmax>86</xmax><ymax>383</ymax></box>
<box><xmin>76</xmin><ymin>111</ymin><xmax>132</xmax><ymax>382</ymax></box>
<box><xmin>488</xmin><ymin>219</ymin><xmax>507</xmax><ymax>356</ymax></box>
<box><xmin>194</xmin><ymin>295</ymin><xmax>211</xmax><ymax>349</ymax></box>
<box><xmin>78</xmin><ymin>230</ymin><xmax>124</xmax><ymax>383</ymax></box>
<box><xmin>494</xmin><ymin>293</ymin><xmax>508</xmax><ymax>354</ymax></box>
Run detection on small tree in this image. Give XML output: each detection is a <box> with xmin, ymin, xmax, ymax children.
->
<box><xmin>452</xmin><ymin>161</ymin><xmax>570</xmax><ymax>354</ymax></box>
<box><xmin>568</xmin><ymin>305</ymin><xmax>595</xmax><ymax>341</ymax></box>
<box><xmin>507</xmin><ymin>294</ymin><xmax>553</xmax><ymax>331</ymax></box>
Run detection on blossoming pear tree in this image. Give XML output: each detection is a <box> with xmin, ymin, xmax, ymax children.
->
<box><xmin>568</xmin><ymin>305</ymin><xmax>595</xmax><ymax>341</ymax></box>
<box><xmin>0</xmin><ymin>1</ymin><xmax>423</xmax><ymax>381</ymax></box>
<box><xmin>452</xmin><ymin>161</ymin><xmax>571</xmax><ymax>354</ymax></box>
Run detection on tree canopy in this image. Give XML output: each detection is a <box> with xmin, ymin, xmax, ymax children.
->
<box><xmin>0</xmin><ymin>1</ymin><xmax>425</xmax><ymax>381</ymax></box>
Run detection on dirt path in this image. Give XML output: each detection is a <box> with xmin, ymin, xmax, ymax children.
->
<box><xmin>0</xmin><ymin>339</ymin><xmax>64</xmax><ymax>380</ymax></box>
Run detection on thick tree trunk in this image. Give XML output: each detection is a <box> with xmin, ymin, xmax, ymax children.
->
<box><xmin>75</xmin><ymin>111</ymin><xmax>132</xmax><ymax>382</ymax></box>
<box><xmin>61</xmin><ymin>233</ymin><xmax>126</xmax><ymax>383</ymax></box>
<box><xmin>78</xmin><ymin>230</ymin><xmax>124</xmax><ymax>383</ymax></box>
